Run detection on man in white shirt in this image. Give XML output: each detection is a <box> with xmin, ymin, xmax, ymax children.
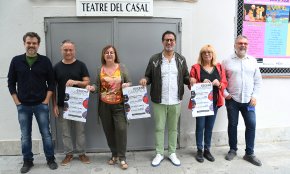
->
<box><xmin>140</xmin><ymin>31</ymin><xmax>194</xmax><ymax>167</ymax></box>
<box><xmin>222</xmin><ymin>35</ymin><xmax>262</xmax><ymax>166</ymax></box>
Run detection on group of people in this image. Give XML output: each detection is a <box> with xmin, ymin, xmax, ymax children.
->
<box><xmin>7</xmin><ymin>31</ymin><xmax>262</xmax><ymax>173</ymax></box>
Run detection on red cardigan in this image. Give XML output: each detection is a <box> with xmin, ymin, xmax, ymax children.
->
<box><xmin>188</xmin><ymin>63</ymin><xmax>228</xmax><ymax>109</ymax></box>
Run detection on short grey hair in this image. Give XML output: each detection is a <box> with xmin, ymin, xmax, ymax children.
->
<box><xmin>61</xmin><ymin>39</ymin><xmax>75</xmax><ymax>47</ymax></box>
<box><xmin>235</xmin><ymin>35</ymin><xmax>248</xmax><ymax>43</ymax></box>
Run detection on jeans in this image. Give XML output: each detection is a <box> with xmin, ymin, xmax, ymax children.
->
<box><xmin>99</xmin><ymin>101</ymin><xmax>127</xmax><ymax>161</ymax></box>
<box><xmin>152</xmin><ymin>102</ymin><xmax>181</xmax><ymax>155</ymax></box>
<box><xmin>58</xmin><ymin>107</ymin><xmax>86</xmax><ymax>155</ymax></box>
<box><xmin>17</xmin><ymin>104</ymin><xmax>55</xmax><ymax>161</ymax></box>
<box><xmin>225</xmin><ymin>98</ymin><xmax>256</xmax><ymax>155</ymax></box>
<box><xmin>195</xmin><ymin>106</ymin><xmax>218</xmax><ymax>150</ymax></box>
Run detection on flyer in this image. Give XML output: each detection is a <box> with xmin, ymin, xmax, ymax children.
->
<box><xmin>191</xmin><ymin>83</ymin><xmax>214</xmax><ymax>117</ymax></box>
<box><xmin>122</xmin><ymin>85</ymin><xmax>151</xmax><ymax>120</ymax></box>
<box><xmin>63</xmin><ymin>86</ymin><xmax>90</xmax><ymax>122</ymax></box>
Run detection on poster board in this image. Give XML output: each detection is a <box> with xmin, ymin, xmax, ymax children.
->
<box><xmin>237</xmin><ymin>0</ymin><xmax>290</xmax><ymax>76</ymax></box>
<box><xmin>63</xmin><ymin>86</ymin><xmax>90</xmax><ymax>122</ymax></box>
<box><xmin>191</xmin><ymin>83</ymin><xmax>214</xmax><ymax>117</ymax></box>
<box><xmin>122</xmin><ymin>85</ymin><xmax>151</xmax><ymax>120</ymax></box>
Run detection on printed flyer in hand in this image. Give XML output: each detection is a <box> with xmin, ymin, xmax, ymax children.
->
<box><xmin>191</xmin><ymin>83</ymin><xmax>214</xmax><ymax>117</ymax></box>
<box><xmin>122</xmin><ymin>85</ymin><xmax>151</xmax><ymax>120</ymax></box>
<box><xmin>63</xmin><ymin>86</ymin><xmax>90</xmax><ymax>122</ymax></box>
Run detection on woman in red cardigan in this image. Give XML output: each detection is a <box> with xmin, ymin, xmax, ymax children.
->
<box><xmin>188</xmin><ymin>45</ymin><xmax>227</xmax><ymax>163</ymax></box>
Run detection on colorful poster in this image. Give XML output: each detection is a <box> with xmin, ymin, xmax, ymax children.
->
<box><xmin>191</xmin><ymin>83</ymin><xmax>214</xmax><ymax>117</ymax></box>
<box><xmin>63</xmin><ymin>86</ymin><xmax>90</xmax><ymax>122</ymax></box>
<box><xmin>242</xmin><ymin>0</ymin><xmax>290</xmax><ymax>67</ymax></box>
<box><xmin>122</xmin><ymin>85</ymin><xmax>150</xmax><ymax>120</ymax></box>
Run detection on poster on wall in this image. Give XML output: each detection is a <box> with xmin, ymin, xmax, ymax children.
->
<box><xmin>242</xmin><ymin>0</ymin><xmax>290</xmax><ymax>67</ymax></box>
<box><xmin>191</xmin><ymin>83</ymin><xmax>214</xmax><ymax>117</ymax></box>
<box><xmin>63</xmin><ymin>86</ymin><xmax>90</xmax><ymax>122</ymax></box>
<box><xmin>122</xmin><ymin>85</ymin><xmax>151</xmax><ymax>120</ymax></box>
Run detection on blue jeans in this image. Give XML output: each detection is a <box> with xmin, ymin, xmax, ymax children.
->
<box><xmin>225</xmin><ymin>98</ymin><xmax>256</xmax><ymax>155</ymax></box>
<box><xmin>17</xmin><ymin>104</ymin><xmax>55</xmax><ymax>161</ymax></box>
<box><xmin>196</xmin><ymin>106</ymin><xmax>218</xmax><ymax>150</ymax></box>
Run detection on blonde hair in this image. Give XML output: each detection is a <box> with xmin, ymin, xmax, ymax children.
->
<box><xmin>197</xmin><ymin>44</ymin><xmax>217</xmax><ymax>66</ymax></box>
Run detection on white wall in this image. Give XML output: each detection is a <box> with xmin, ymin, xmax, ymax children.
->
<box><xmin>1</xmin><ymin>0</ymin><xmax>289</xmax><ymax>155</ymax></box>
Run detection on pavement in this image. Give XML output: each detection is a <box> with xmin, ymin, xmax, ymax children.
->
<box><xmin>1</xmin><ymin>141</ymin><xmax>290</xmax><ymax>174</ymax></box>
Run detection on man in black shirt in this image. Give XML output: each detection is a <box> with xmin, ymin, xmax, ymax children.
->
<box><xmin>53</xmin><ymin>40</ymin><xmax>90</xmax><ymax>166</ymax></box>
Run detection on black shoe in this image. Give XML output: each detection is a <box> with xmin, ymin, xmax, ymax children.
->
<box><xmin>47</xmin><ymin>159</ymin><xmax>58</xmax><ymax>170</ymax></box>
<box><xmin>20</xmin><ymin>160</ymin><xmax>34</xmax><ymax>173</ymax></box>
<box><xmin>243</xmin><ymin>154</ymin><xmax>262</xmax><ymax>166</ymax></box>
<box><xmin>203</xmin><ymin>149</ymin><xmax>215</xmax><ymax>162</ymax></box>
<box><xmin>225</xmin><ymin>149</ymin><xmax>237</xmax><ymax>161</ymax></box>
<box><xmin>195</xmin><ymin>150</ymin><xmax>204</xmax><ymax>163</ymax></box>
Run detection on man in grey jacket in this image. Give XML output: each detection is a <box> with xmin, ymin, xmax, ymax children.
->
<box><xmin>140</xmin><ymin>31</ymin><xmax>194</xmax><ymax>167</ymax></box>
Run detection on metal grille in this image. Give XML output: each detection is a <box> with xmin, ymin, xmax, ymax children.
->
<box><xmin>237</xmin><ymin>0</ymin><xmax>243</xmax><ymax>36</ymax></box>
<box><xmin>260</xmin><ymin>67</ymin><xmax>290</xmax><ymax>74</ymax></box>
<box><xmin>236</xmin><ymin>0</ymin><xmax>290</xmax><ymax>76</ymax></box>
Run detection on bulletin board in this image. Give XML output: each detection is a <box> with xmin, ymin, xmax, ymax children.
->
<box><xmin>237</xmin><ymin>0</ymin><xmax>290</xmax><ymax>77</ymax></box>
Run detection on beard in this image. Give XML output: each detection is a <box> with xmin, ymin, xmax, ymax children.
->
<box><xmin>235</xmin><ymin>48</ymin><xmax>247</xmax><ymax>57</ymax></box>
<box><xmin>27</xmin><ymin>48</ymin><xmax>37</xmax><ymax>55</ymax></box>
<box><xmin>164</xmin><ymin>45</ymin><xmax>175</xmax><ymax>52</ymax></box>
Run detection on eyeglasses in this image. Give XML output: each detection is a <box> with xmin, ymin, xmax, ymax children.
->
<box><xmin>105</xmin><ymin>51</ymin><xmax>115</xmax><ymax>55</ymax></box>
<box><xmin>202</xmin><ymin>51</ymin><xmax>212</xmax><ymax>54</ymax></box>
<box><xmin>163</xmin><ymin>39</ymin><xmax>175</xmax><ymax>42</ymax></box>
<box><xmin>237</xmin><ymin>42</ymin><xmax>248</xmax><ymax>46</ymax></box>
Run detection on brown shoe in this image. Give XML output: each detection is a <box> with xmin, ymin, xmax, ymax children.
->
<box><xmin>120</xmin><ymin>160</ymin><xmax>128</xmax><ymax>170</ymax></box>
<box><xmin>61</xmin><ymin>154</ymin><xmax>73</xmax><ymax>166</ymax></box>
<box><xmin>79</xmin><ymin>154</ymin><xmax>90</xmax><ymax>164</ymax></box>
<box><xmin>108</xmin><ymin>157</ymin><xmax>118</xmax><ymax>165</ymax></box>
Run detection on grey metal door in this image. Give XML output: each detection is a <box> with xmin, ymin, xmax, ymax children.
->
<box><xmin>45</xmin><ymin>17</ymin><xmax>181</xmax><ymax>152</ymax></box>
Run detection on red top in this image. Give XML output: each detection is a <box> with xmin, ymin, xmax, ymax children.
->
<box><xmin>188</xmin><ymin>63</ymin><xmax>228</xmax><ymax>109</ymax></box>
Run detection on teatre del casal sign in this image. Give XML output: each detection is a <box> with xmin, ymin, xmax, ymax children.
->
<box><xmin>76</xmin><ymin>0</ymin><xmax>153</xmax><ymax>16</ymax></box>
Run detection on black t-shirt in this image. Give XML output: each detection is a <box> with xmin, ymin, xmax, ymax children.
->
<box><xmin>54</xmin><ymin>60</ymin><xmax>90</xmax><ymax>106</ymax></box>
<box><xmin>200</xmin><ymin>66</ymin><xmax>220</xmax><ymax>105</ymax></box>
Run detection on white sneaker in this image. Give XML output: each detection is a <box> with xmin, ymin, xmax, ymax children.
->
<box><xmin>151</xmin><ymin>154</ymin><xmax>164</xmax><ymax>167</ymax></box>
<box><xmin>168</xmin><ymin>153</ymin><xmax>181</xmax><ymax>166</ymax></box>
